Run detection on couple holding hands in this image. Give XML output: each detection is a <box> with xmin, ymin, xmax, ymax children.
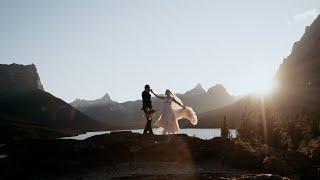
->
<box><xmin>141</xmin><ymin>84</ymin><xmax>198</xmax><ymax>135</ymax></box>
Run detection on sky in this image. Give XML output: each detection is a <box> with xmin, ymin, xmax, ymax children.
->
<box><xmin>1</xmin><ymin>0</ymin><xmax>320</xmax><ymax>102</ymax></box>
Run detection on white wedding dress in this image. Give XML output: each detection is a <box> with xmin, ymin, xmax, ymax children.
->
<box><xmin>155</xmin><ymin>94</ymin><xmax>198</xmax><ymax>134</ymax></box>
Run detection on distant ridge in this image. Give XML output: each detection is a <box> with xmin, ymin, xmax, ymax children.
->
<box><xmin>71</xmin><ymin>92</ymin><xmax>115</xmax><ymax>108</ymax></box>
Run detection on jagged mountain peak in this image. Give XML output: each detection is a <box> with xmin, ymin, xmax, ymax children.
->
<box><xmin>184</xmin><ymin>83</ymin><xmax>206</xmax><ymax>96</ymax></box>
<box><xmin>71</xmin><ymin>92</ymin><xmax>114</xmax><ymax>108</ymax></box>
<box><xmin>286</xmin><ymin>14</ymin><xmax>320</xmax><ymax>63</ymax></box>
<box><xmin>101</xmin><ymin>92</ymin><xmax>112</xmax><ymax>101</ymax></box>
<box><xmin>207</xmin><ymin>84</ymin><xmax>229</xmax><ymax>95</ymax></box>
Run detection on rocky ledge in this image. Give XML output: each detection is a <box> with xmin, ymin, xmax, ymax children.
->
<box><xmin>0</xmin><ymin>131</ymin><xmax>292</xmax><ymax>179</ymax></box>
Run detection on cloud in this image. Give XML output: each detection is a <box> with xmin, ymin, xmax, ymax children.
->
<box><xmin>288</xmin><ymin>8</ymin><xmax>320</xmax><ymax>24</ymax></box>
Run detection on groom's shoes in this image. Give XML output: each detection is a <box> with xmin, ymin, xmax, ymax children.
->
<box><xmin>143</xmin><ymin>131</ymin><xmax>153</xmax><ymax>135</ymax></box>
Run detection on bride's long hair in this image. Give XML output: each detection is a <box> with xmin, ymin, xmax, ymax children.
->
<box><xmin>167</xmin><ymin>89</ymin><xmax>198</xmax><ymax>125</ymax></box>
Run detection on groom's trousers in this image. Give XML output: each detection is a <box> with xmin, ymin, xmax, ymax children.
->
<box><xmin>143</xmin><ymin>112</ymin><xmax>153</xmax><ymax>135</ymax></box>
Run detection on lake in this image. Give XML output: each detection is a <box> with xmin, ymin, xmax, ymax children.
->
<box><xmin>62</xmin><ymin>128</ymin><xmax>237</xmax><ymax>140</ymax></box>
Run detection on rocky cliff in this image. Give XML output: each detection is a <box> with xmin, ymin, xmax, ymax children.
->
<box><xmin>0</xmin><ymin>63</ymin><xmax>44</xmax><ymax>96</ymax></box>
<box><xmin>198</xmin><ymin>14</ymin><xmax>320</xmax><ymax>128</ymax></box>
<box><xmin>276</xmin><ymin>15</ymin><xmax>320</xmax><ymax>106</ymax></box>
<box><xmin>0</xmin><ymin>63</ymin><xmax>108</xmax><ymax>141</ymax></box>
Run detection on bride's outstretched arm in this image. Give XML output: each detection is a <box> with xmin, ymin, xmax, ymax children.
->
<box><xmin>150</xmin><ymin>89</ymin><xmax>165</xmax><ymax>99</ymax></box>
<box><xmin>172</xmin><ymin>98</ymin><xmax>186</xmax><ymax>109</ymax></box>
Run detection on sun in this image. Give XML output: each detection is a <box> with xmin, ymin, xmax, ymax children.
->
<box><xmin>253</xmin><ymin>79</ymin><xmax>277</xmax><ymax>96</ymax></box>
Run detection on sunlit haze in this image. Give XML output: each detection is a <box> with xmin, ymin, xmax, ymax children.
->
<box><xmin>1</xmin><ymin>0</ymin><xmax>319</xmax><ymax>102</ymax></box>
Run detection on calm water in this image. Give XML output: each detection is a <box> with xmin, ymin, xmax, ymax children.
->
<box><xmin>62</xmin><ymin>128</ymin><xmax>237</xmax><ymax>140</ymax></box>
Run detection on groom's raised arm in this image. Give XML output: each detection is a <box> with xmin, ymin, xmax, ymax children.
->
<box><xmin>150</xmin><ymin>89</ymin><xmax>165</xmax><ymax>99</ymax></box>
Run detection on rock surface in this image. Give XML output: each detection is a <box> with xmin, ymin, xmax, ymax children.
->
<box><xmin>276</xmin><ymin>15</ymin><xmax>320</xmax><ymax>107</ymax></box>
<box><xmin>0</xmin><ymin>131</ymin><xmax>291</xmax><ymax>179</ymax></box>
<box><xmin>0</xmin><ymin>63</ymin><xmax>44</xmax><ymax>96</ymax></box>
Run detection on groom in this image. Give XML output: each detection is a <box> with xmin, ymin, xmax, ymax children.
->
<box><xmin>141</xmin><ymin>84</ymin><xmax>155</xmax><ymax>134</ymax></box>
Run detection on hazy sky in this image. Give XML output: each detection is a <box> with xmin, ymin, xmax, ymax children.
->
<box><xmin>1</xmin><ymin>0</ymin><xmax>319</xmax><ymax>102</ymax></box>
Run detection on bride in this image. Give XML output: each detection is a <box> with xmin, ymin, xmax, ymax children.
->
<box><xmin>151</xmin><ymin>89</ymin><xmax>198</xmax><ymax>134</ymax></box>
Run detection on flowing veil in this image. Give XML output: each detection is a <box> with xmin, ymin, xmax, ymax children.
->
<box><xmin>170</xmin><ymin>91</ymin><xmax>198</xmax><ymax>125</ymax></box>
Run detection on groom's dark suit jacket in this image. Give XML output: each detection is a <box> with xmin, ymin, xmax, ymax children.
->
<box><xmin>142</xmin><ymin>90</ymin><xmax>152</xmax><ymax>110</ymax></box>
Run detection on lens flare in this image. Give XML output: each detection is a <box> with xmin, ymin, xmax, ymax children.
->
<box><xmin>254</xmin><ymin>79</ymin><xmax>277</xmax><ymax>96</ymax></box>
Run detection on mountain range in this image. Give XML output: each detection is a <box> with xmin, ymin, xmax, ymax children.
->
<box><xmin>70</xmin><ymin>83</ymin><xmax>238</xmax><ymax>129</ymax></box>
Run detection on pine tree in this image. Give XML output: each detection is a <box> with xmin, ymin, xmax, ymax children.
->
<box><xmin>237</xmin><ymin>100</ymin><xmax>258</xmax><ymax>140</ymax></box>
<box><xmin>221</xmin><ymin>115</ymin><xmax>230</xmax><ymax>138</ymax></box>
